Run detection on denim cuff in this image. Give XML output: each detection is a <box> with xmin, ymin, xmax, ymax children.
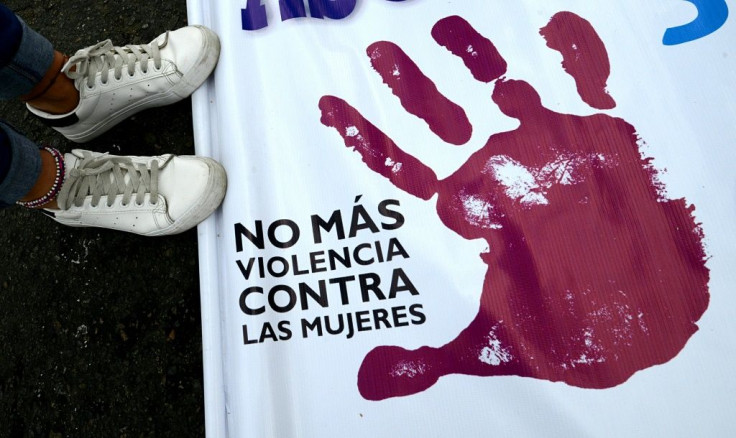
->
<box><xmin>0</xmin><ymin>3</ymin><xmax>23</xmax><ymax>68</ymax></box>
<box><xmin>0</xmin><ymin>121</ymin><xmax>41</xmax><ymax>207</ymax></box>
<box><xmin>0</xmin><ymin>17</ymin><xmax>54</xmax><ymax>99</ymax></box>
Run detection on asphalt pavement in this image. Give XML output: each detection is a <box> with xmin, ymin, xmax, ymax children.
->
<box><xmin>0</xmin><ymin>1</ymin><xmax>208</xmax><ymax>436</ymax></box>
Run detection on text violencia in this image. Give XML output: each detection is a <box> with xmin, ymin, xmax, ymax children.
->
<box><xmin>233</xmin><ymin>196</ymin><xmax>427</xmax><ymax>345</ymax></box>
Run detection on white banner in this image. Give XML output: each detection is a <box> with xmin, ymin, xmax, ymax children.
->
<box><xmin>186</xmin><ymin>1</ymin><xmax>736</xmax><ymax>436</ymax></box>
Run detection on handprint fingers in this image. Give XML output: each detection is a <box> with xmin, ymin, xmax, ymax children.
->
<box><xmin>432</xmin><ymin>13</ymin><xmax>615</xmax><ymax>117</ymax></box>
<box><xmin>431</xmin><ymin>15</ymin><xmax>507</xmax><ymax>83</ymax></box>
<box><xmin>540</xmin><ymin>12</ymin><xmax>616</xmax><ymax>109</ymax></box>
<box><xmin>429</xmin><ymin>17</ymin><xmax>551</xmax><ymax>123</ymax></box>
<box><xmin>319</xmin><ymin>95</ymin><xmax>439</xmax><ymax>200</ymax></box>
<box><xmin>367</xmin><ymin>41</ymin><xmax>472</xmax><ymax>145</ymax></box>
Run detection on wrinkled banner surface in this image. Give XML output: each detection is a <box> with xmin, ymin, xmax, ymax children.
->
<box><xmin>186</xmin><ymin>0</ymin><xmax>736</xmax><ymax>436</ymax></box>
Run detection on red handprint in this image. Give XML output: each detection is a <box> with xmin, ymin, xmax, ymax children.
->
<box><xmin>319</xmin><ymin>13</ymin><xmax>709</xmax><ymax>400</ymax></box>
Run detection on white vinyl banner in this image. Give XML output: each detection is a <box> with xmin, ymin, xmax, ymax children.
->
<box><xmin>186</xmin><ymin>1</ymin><xmax>736</xmax><ymax>436</ymax></box>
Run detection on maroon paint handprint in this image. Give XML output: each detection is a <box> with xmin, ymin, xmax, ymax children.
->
<box><xmin>319</xmin><ymin>13</ymin><xmax>709</xmax><ymax>400</ymax></box>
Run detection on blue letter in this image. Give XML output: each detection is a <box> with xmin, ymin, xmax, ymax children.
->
<box><xmin>308</xmin><ymin>0</ymin><xmax>357</xmax><ymax>20</ymax></box>
<box><xmin>242</xmin><ymin>0</ymin><xmax>268</xmax><ymax>30</ymax></box>
<box><xmin>280</xmin><ymin>0</ymin><xmax>307</xmax><ymax>21</ymax></box>
<box><xmin>663</xmin><ymin>0</ymin><xmax>729</xmax><ymax>45</ymax></box>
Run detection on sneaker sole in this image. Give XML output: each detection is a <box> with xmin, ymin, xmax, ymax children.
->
<box><xmin>64</xmin><ymin>26</ymin><xmax>221</xmax><ymax>143</ymax></box>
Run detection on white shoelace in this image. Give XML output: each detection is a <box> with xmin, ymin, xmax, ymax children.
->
<box><xmin>57</xmin><ymin>152</ymin><xmax>170</xmax><ymax>210</ymax></box>
<box><xmin>61</xmin><ymin>32</ymin><xmax>170</xmax><ymax>88</ymax></box>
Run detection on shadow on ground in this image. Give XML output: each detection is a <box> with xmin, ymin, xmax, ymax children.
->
<box><xmin>1</xmin><ymin>1</ymin><xmax>207</xmax><ymax>436</ymax></box>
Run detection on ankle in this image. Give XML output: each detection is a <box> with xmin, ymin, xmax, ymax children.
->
<box><xmin>22</xmin><ymin>51</ymin><xmax>80</xmax><ymax>115</ymax></box>
<box><xmin>17</xmin><ymin>146</ymin><xmax>65</xmax><ymax>209</ymax></box>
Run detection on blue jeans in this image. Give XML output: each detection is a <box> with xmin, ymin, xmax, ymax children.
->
<box><xmin>0</xmin><ymin>2</ymin><xmax>55</xmax><ymax>207</ymax></box>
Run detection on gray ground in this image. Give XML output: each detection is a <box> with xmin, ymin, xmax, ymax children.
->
<box><xmin>0</xmin><ymin>1</ymin><xmax>208</xmax><ymax>436</ymax></box>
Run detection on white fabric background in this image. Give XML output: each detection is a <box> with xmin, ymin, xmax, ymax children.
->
<box><xmin>187</xmin><ymin>1</ymin><xmax>736</xmax><ymax>436</ymax></box>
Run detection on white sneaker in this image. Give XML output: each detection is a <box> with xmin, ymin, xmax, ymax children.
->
<box><xmin>43</xmin><ymin>150</ymin><xmax>227</xmax><ymax>236</ymax></box>
<box><xmin>27</xmin><ymin>25</ymin><xmax>220</xmax><ymax>143</ymax></box>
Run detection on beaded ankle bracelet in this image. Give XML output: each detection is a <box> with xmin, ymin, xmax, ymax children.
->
<box><xmin>16</xmin><ymin>146</ymin><xmax>66</xmax><ymax>209</ymax></box>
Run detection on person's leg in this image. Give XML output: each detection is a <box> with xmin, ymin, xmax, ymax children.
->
<box><xmin>2</xmin><ymin>3</ymin><xmax>220</xmax><ymax>143</ymax></box>
<box><xmin>0</xmin><ymin>3</ymin><xmax>79</xmax><ymax>112</ymax></box>
<box><xmin>0</xmin><ymin>4</ymin><xmax>66</xmax><ymax>209</ymax></box>
<box><xmin>0</xmin><ymin>121</ymin><xmax>42</xmax><ymax>208</ymax></box>
<box><xmin>0</xmin><ymin>4</ymin><xmax>227</xmax><ymax>234</ymax></box>
<box><xmin>0</xmin><ymin>3</ymin><xmax>23</xmax><ymax>72</ymax></box>
<box><xmin>0</xmin><ymin>117</ymin><xmax>227</xmax><ymax>235</ymax></box>
<box><xmin>24</xmin><ymin>22</ymin><xmax>221</xmax><ymax>143</ymax></box>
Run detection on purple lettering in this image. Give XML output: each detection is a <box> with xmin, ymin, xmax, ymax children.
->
<box><xmin>309</xmin><ymin>0</ymin><xmax>356</xmax><ymax>20</ymax></box>
<box><xmin>242</xmin><ymin>0</ymin><xmax>268</xmax><ymax>30</ymax></box>
<box><xmin>242</xmin><ymin>0</ymin><xmax>408</xmax><ymax>30</ymax></box>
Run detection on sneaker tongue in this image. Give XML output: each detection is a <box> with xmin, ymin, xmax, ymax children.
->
<box><xmin>63</xmin><ymin>151</ymin><xmax>82</xmax><ymax>173</ymax></box>
<box><xmin>64</xmin><ymin>149</ymin><xmax>99</xmax><ymax>174</ymax></box>
<box><xmin>63</xmin><ymin>150</ymin><xmax>128</xmax><ymax>190</ymax></box>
